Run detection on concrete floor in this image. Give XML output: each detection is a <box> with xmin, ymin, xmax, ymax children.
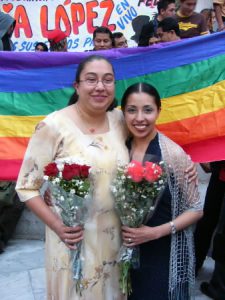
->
<box><xmin>0</xmin><ymin>239</ymin><xmax>213</xmax><ymax>300</ymax></box>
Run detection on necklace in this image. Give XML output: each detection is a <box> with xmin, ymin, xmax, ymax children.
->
<box><xmin>74</xmin><ymin>104</ymin><xmax>108</xmax><ymax>134</ymax></box>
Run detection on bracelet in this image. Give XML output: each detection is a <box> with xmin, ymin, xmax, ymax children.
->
<box><xmin>169</xmin><ymin>221</ymin><xmax>177</xmax><ymax>235</ymax></box>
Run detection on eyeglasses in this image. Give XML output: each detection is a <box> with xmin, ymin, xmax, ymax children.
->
<box><xmin>79</xmin><ymin>78</ymin><xmax>115</xmax><ymax>86</ymax></box>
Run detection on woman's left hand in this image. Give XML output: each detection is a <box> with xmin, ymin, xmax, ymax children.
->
<box><xmin>122</xmin><ymin>225</ymin><xmax>159</xmax><ymax>247</ymax></box>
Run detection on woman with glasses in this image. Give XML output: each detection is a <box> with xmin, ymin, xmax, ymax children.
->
<box><xmin>16</xmin><ymin>55</ymin><xmax>129</xmax><ymax>300</ymax></box>
<box><xmin>16</xmin><ymin>55</ymin><xmax>197</xmax><ymax>300</ymax></box>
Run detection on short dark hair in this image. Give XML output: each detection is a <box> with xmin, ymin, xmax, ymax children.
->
<box><xmin>71</xmin><ymin>55</ymin><xmax>117</xmax><ymax>111</ymax></box>
<box><xmin>35</xmin><ymin>42</ymin><xmax>48</xmax><ymax>52</ymax></box>
<box><xmin>93</xmin><ymin>26</ymin><xmax>113</xmax><ymax>41</ymax></box>
<box><xmin>112</xmin><ymin>32</ymin><xmax>124</xmax><ymax>39</ymax></box>
<box><xmin>112</xmin><ymin>32</ymin><xmax>124</xmax><ymax>47</ymax></box>
<box><xmin>158</xmin><ymin>17</ymin><xmax>180</xmax><ymax>37</ymax></box>
<box><xmin>121</xmin><ymin>82</ymin><xmax>161</xmax><ymax>111</ymax></box>
<box><xmin>157</xmin><ymin>0</ymin><xmax>175</xmax><ymax>14</ymax></box>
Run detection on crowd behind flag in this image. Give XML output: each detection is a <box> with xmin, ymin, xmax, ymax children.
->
<box><xmin>1</xmin><ymin>31</ymin><xmax>225</xmax><ymax>180</ymax></box>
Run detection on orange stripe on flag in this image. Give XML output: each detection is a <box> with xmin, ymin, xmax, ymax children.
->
<box><xmin>0</xmin><ymin>137</ymin><xmax>29</xmax><ymax>160</ymax></box>
<box><xmin>156</xmin><ymin>107</ymin><xmax>225</xmax><ymax>145</ymax></box>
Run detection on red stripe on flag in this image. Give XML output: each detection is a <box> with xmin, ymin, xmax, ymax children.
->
<box><xmin>0</xmin><ymin>159</ymin><xmax>22</xmax><ymax>181</ymax></box>
<box><xmin>183</xmin><ymin>136</ymin><xmax>225</xmax><ymax>162</ymax></box>
<box><xmin>1</xmin><ymin>136</ymin><xmax>225</xmax><ymax>181</ymax></box>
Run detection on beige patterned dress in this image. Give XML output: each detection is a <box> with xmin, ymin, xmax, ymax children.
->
<box><xmin>16</xmin><ymin>108</ymin><xmax>129</xmax><ymax>300</ymax></box>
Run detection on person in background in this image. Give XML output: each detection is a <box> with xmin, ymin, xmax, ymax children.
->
<box><xmin>149</xmin><ymin>36</ymin><xmax>160</xmax><ymax>45</ymax></box>
<box><xmin>157</xmin><ymin>17</ymin><xmax>181</xmax><ymax>42</ymax></box>
<box><xmin>213</xmin><ymin>0</ymin><xmax>225</xmax><ymax>31</ymax></box>
<box><xmin>0</xmin><ymin>11</ymin><xmax>16</xmax><ymax>51</ymax></box>
<box><xmin>200</xmin><ymin>204</ymin><xmax>225</xmax><ymax>299</ymax></box>
<box><xmin>0</xmin><ymin>182</ymin><xmax>24</xmax><ymax>253</ymax></box>
<box><xmin>93</xmin><ymin>26</ymin><xmax>113</xmax><ymax>51</ymax></box>
<box><xmin>48</xmin><ymin>29</ymin><xmax>68</xmax><ymax>52</ymax></box>
<box><xmin>194</xmin><ymin>161</ymin><xmax>225</xmax><ymax>276</ymax></box>
<box><xmin>35</xmin><ymin>42</ymin><xmax>48</xmax><ymax>52</ymax></box>
<box><xmin>112</xmin><ymin>32</ymin><xmax>128</xmax><ymax>48</ymax></box>
<box><xmin>200</xmin><ymin>171</ymin><xmax>225</xmax><ymax>299</ymax></box>
<box><xmin>138</xmin><ymin>0</ymin><xmax>176</xmax><ymax>46</ymax></box>
<box><xmin>121</xmin><ymin>82</ymin><xmax>203</xmax><ymax>300</ymax></box>
<box><xmin>175</xmin><ymin>0</ymin><xmax>209</xmax><ymax>38</ymax></box>
<box><xmin>0</xmin><ymin>13</ymin><xmax>24</xmax><ymax>254</ymax></box>
<box><xmin>200</xmin><ymin>8</ymin><xmax>216</xmax><ymax>33</ymax></box>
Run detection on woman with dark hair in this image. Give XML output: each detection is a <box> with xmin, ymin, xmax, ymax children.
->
<box><xmin>16</xmin><ymin>55</ymin><xmax>128</xmax><ymax>300</ymax></box>
<box><xmin>200</xmin><ymin>8</ymin><xmax>216</xmax><ymax>33</ymax></box>
<box><xmin>35</xmin><ymin>42</ymin><xmax>48</xmax><ymax>52</ymax></box>
<box><xmin>120</xmin><ymin>82</ymin><xmax>203</xmax><ymax>300</ymax></box>
<box><xmin>15</xmin><ymin>57</ymin><xmax>197</xmax><ymax>300</ymax></box>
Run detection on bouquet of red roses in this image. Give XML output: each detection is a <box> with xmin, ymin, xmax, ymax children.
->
<box><xmin>43</xmin><ymin>158</ymin><xmax>92</xmax><ymax>294</ymax></box>
<box><xmin>111</xmin><ymin>160</ymin><xmax>166</xmax><ymax>295</ymax></box>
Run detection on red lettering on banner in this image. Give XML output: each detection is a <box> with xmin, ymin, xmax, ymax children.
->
<box><xmin>55</xmin><ymin>5</ymin><xmax>71</xmax><ymax>36</ymax></box>
<box><xmin>100</xmin><ymin>0</ymin><xmax>116</xmax><ymax>31</ymax></box>
<box><xmin>14</xmin><ymin>6</ymin><xmax>32</xmax><ymax>38</ymax></box>
<box><xmin>86</xmin><ymin>1</ymin><xmax>98</xmax><ymax>33</ymax></box>
<box><xmin>71</xmin><ymin>3</ymin><xmax>85</xmax><ymax>34</ymax></box>
<box><xmin>64</xmin><ymin>0</ymin><xmax>71</xmax><ymax>5</ymax></box>
<box><xmin>40</xmin><ymin>6</ymin><xmax>52</xmax><ymax>37</ymax></box>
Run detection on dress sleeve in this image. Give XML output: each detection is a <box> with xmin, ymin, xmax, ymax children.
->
<box><xmin>16</xmin><ymin>115</ymin><xmax>62</xmax><ymax>202</ymax></box>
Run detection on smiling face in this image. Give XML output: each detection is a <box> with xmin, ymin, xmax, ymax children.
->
<box><xmin>75</xmin><ymin>59</ymin><xmax>115</xmax><ymax>113</ymax></box>
<box><xmin>94</xmin><ymin>33</ymin><xmax>112</xmax><ymax>50</ymax></box>
<box><xmin>124</xmin><ymin>92</ymin><xmax>160</xmax><ymax>140</ymax></box>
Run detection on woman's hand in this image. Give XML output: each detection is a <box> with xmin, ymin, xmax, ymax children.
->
<box><xmin>122</xmin><ymin>225</ymin><xmax>159</xmax><ymax>247</ymax></box>
<box><xmin>43</xmin><ymin>188</ymin><xmax>52</xmax><ymax>206</ymax></box>
<box><xmin>53</xmin><ymin>221</ymin><xmax>84</xmax><ymax>250</ymax></box>
<box><xmin>185</xmin><ymin>159</ymin><xmax>198</xmax><ymax>185</ymax></box>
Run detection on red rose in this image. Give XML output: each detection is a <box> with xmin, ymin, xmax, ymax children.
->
<box><xmin>126</xmin><ymin>160</ymin><xmax>144</xmax><ymax>183</ymax></box>
<box><xmin>144</xmin><ymin>162</ymin><xmax>162</xmax><ymax>182</ymax></box>
<box><xmin>44</xmin><ymin>162</ymin><xmax>59</xmax><ymax>177</ymax></box>
<box><xmin>62</xmin><ymin>163</ymin><xmax>80</xmax><ymax>180</ymax></box>
<box><xmin>80</xmin><ymin>165</ymin><xmax>90</xmax><ymax>178</ymax></box>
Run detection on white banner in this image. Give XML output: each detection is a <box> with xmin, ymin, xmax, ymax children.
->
<box><xmin>0</xmin><ymin>0</ymin><xmax>159</xmax><ymax>51</ymax></box>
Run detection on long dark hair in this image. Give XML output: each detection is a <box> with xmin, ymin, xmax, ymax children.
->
<box><xmin>121</xmin><ymin>82</ymin><xmax>161</xmax><ymax>111</ymax></box>
<box><xmin>68</xmin><ymin>55</ymin><xmax>117</xmax><ymax>111</ymax></box>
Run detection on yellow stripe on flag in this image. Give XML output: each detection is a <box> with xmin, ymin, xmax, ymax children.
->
<box><xmin>0</xmin><ymin>116</ymin><xmax>44</xmax><ymax>137</ymax></box>
<box><xmin>158</xmin><ymin>80</ymin><xmax>225</xmax><ymax>125</ymax></box>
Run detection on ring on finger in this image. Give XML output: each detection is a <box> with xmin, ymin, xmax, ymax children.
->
<box><xmin>128</xmin><ymin>238</ymin><xmax>132</xmax><ymax>243</ymax></box>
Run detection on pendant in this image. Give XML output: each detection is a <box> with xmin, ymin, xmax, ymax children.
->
<box><xmin>89</xmin><ymin>128</ymin><xmax>95</xmax><ymax>133</ymax></box>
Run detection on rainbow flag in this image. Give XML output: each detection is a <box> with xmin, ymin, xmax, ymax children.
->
<box><xmin>1</xmin><ymin>32</ymin><xmax>225</xmax><ymax>180</ymax></box>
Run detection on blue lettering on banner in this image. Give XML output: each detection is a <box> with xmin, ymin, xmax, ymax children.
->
<box><xmin>117</xmin><ymin>1</ymin><xmax>138</xmax><ymax>30</ymax></box>
<box><xmin>83</xmin><ymin>37</ymin><xmax>93</xmax><ymax>48</ymax></box>
<box><xmin>67</xmin><ymin>38</ymin><xmax>80</xmax><ymax>50</ymax></box>
<box><xmin>13</xmin><ymin>38</ymin><xmax>94</xmax><ymax>52</ymax></box>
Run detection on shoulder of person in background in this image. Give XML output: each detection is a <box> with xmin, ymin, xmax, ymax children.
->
<box><xmin>0</xmin><ymin>181</ymin><xmax>16</xmax><ymax>206</ymax></box>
